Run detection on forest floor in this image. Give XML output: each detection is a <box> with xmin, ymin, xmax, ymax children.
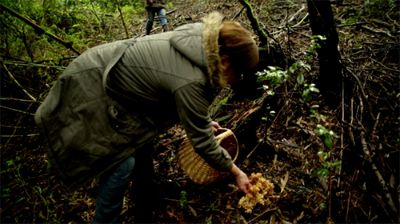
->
<box><xmin>1</xmin><ymin>0</ymin><xmax>399</xmax><ymax>223</ymax></box>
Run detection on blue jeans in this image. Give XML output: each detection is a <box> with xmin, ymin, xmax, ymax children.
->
<box><xmin>93</xmin><ymin>156</ymin><xmax>135</xmax><ymax>223</ymax></box>
<box><xmin>146</xmin><ymin>7</ymin><xmax>168</xmax><ymax>34</ymax></box>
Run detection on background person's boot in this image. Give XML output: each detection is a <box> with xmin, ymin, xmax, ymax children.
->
<box><xmin>162</xmin><ymin>24</ymin><xmax>168</xmax><ymax>32</ymax></box>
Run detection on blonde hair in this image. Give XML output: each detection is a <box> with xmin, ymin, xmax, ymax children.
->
<box><xmin>219</xmin><ymin>22</ymin><xmax>259</xmax><ymax>74</ymax></box>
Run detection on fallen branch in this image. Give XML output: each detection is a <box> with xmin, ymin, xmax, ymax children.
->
<box><xmin>359</xmin><ymin>130</ymin><xmax>398</xmax><ymax>218</ymax></box>
<box><xmin>361</xmin><ymin>25</ymin><xmax>394</xmax><ymax>38</ymax></box>
<box><xmin>0</xmin><ymin>105</ymin><xmax>35</xmax><ymax>115</ymax></box>
<box><xmin>0</xmin><ymin>3</ymin><xmax>80</xmax><ymax>55</ymax></box>
<box><xmin>1</xmin><ymin>62</ymin><xmax>37</xmax><ymax>102</ymax></box>
<box><xmin>3</xmin><ymin>61</ymin><xmax>66</xmax><ymax>69</ymax></box>
<box><xmin>0</xmin><ymin>134</ymin><xmax>40</xmax><ymax>138</ymax></box>
<box><xmin>238</xmin><ymin>0</ymin><xmax>268</xmax><ymax>46</ymax></box>
<box><xmin>248</xmin><ymin>208</ymin><xmax>276</xmax><ymax>223</ymax></box>
<box><xmin>287</xmin><ymin>4</ymin><xmax>306</xmax><ymax>24</ymax></box>
<box><xmin>0</xmin><ymin>97</ymin><xmax>38</xmax><ymax>103</ymax></box>
<box><xmin>116</xmin><ymin>0</ymin><xmax>129</xmax><ymax>38</ymax></box>
<box><xmin>345</xmin><ymin>67</ymin><xmax>375</xmax><ymax>120</ymax></box>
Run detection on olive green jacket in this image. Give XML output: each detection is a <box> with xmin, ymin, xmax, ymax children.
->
<box><xmin>35</xmin><ymin>12</ymin><xmax>232</xmax><ymax>189</ymax></box>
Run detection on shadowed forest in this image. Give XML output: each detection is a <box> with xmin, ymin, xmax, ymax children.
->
<box><xmin>1</xmin><ymin>0</ymin><xmax>399</xmax><ymax>223</ymax></box>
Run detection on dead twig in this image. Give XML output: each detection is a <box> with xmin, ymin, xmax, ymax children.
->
<box><xmin>371</xmin><ymin>112</ymin><xmax>380</xmax><ymax>138</ymax></box>
<box><xmin>369</xmin><ymin>57</ymin><xmax>400</xmax><ymax>74</ymax></box>
<box><xmin>0</xmin><ymin>134</ymin><xmax>40</xmax><ymax>138</ymax></box>
<box><xmin>287</xmin><ymin>4</ymin><xmax>306</xmax><ymax>24</ymax></box>
<box><xmin>361</xmin><ymin>25</ymin><xmax>394</xmax><ymax>38</ymax></box>
<box><xmin>1</xmin><ymin>63</ymin><xmax>37</xmax><ymax>102</ymax></box>
<box><xmin>248</xmin><ymin>208</ymin><xmax>276</xmax><ymax>223</ymax></box>
<box><xmin>245</xmin><ymin>141</ymin><xmax>261</xmax><ymax>159</ymax></box>
<box><xmin>359</xmin><ymin>130</ymin><xmax>398</xmax><ymax>218</ymax></box>
<box><xmin>237</xmin><ymin>0</ymin><xmax>268</xmax><ymax>46</ymax></box>
<box><xmin>0</xmin><ymin>105</ymin><xmax>35</xmax><ymax>115</ymax></box>
<box><xmin>0</xmin><ymin>97</ymin><xmax>38</xmax><ymax>103</ymax></box>
<box><xmin>3</xmin><ymin>61</ymin><xmax>66</xmax><ymax>69</ymax></box>
<box><xmin>116</xmin><ymin>0</ymin><xmax>129</xmax><ymax>38</ymax></box>
<box><xmin>345</xmin><ymin>67</ymin><xmax>375</xmax><ymax>120</ymax></box>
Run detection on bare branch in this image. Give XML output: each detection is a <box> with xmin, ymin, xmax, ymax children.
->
<box><xmin>0</xmin><ymin>3</ymin><xmax>80</xmax><ymax>55</ymax></box>
<box><xmin>360</xmin><ymin>130</ymin><xmax>398</xmax><ymax>216</ymax></box>
<box><xmin>0</xmin><ymin>97</ymin><xmax>38</xmax><ymax>103</ymax></box>
<box><xmin>238</xmin><ymin>0</ymin><xmax>268</xmax><ymax>46</ymax></box>
<box><xmin>0</xmin><ymin>105</ymin><xmax>35</xmax><ymax>115</ymax></box>
<box><xmin>0</xmin><ymin>134</ymin><xmax>40</xmax><ymax>138</ymax></box>
<box><xmin>1</xmin><ymin>62</ymin><xmax>37</xmax><ymax>102</ymax></box>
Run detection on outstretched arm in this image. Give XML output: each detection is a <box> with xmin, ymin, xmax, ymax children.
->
<box><xmin>230</xmin><ymin>163</ymin><xmax>250</xmax><ymax>193</ymax></box>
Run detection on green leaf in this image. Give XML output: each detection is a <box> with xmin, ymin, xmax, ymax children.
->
<box><xmin>323</xmin><ymin>135</ymin><xmax>334</xmax><ymax>148</ymax></box>
<box><xmin>297</xmin><ymin>74</ymin><xmax>304</xmax><ymax>85</ymax></box>
<box><xmin>6</xmin><ymin>160</ymin><xmax>14</xmax><ymax>166</ymax></box>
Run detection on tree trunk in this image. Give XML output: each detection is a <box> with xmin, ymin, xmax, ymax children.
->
<box><xmin>307</xmin><ymin>0</ymin><xmax>342</xmax><ymax>106</ymax></box>
<box><xmin>237</xmin><ymin>0</ymin><xmax>287</xmax><ymax>71</ymax></box>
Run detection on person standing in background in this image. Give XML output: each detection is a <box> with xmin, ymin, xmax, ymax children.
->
<box><xmin>145</xmin><ymin>0</ymin><xmax>168</xmax><ymax>35</ymax></box>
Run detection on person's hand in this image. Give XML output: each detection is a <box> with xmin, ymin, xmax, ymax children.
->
<box><xmin>211</xmin><ymin>121</ymin><xmax>222</xmax><ymax>132</ymax></box>
<box><xmin>235</xmin><ymin>172</ymin><xmax>251</xmax><ymax>193</ymax></box>
<box><xmin>230</xmin><ymin>164</ymin><xmax>251</xmax><ymax>193</ymax></box>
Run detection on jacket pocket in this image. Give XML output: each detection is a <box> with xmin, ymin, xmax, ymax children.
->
<box><xmin>107</xmin><ymin>100</ymin><xmax>156</xmax><ymax>146</ymax></box>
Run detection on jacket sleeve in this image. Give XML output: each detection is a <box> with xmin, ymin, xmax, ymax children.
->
<box><xmin>174</xmin><ymin>83</ymin><xmax>233</xmax><ymax>171</ymax></box>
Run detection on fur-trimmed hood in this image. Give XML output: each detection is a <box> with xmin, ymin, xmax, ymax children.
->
<box><xmin>170</xmin><ymin>12</ymin><xmax>225</xmax><ymax>88</ymax></box>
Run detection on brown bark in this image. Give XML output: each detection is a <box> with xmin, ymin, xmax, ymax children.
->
<box><xmin>307</xmin><ymin>0</ymin><xmax>342</xmax><ymax>106</ymax></box>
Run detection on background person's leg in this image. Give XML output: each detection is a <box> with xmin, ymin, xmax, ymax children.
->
<box><xmin>94</xmin><ymin>157</ymin><xmax>135</xmax><ymax>223</ymax></box>
<box><xmin>145</xmin><ymin>9</ymin><xmax>156</xmax><ymax>35</ymax></box>
<box><xmin>158</xmin><ymin>8</ymin><xmax>168</xmax><ymax>32</ymax></box>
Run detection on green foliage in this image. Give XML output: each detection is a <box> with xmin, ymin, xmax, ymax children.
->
<box><xmin>0</xmin><ymin>0</ymin><xmax>151</xmax><ymax>89</ymax></box>
<box><xmin>256</xmin><ymin>66</ymin><xmax>288</xmax><ymax>88</ymax></box>
<box><xmin>342</xmin><ymin>0</ymin><xmax>398</xmax><ymax>26</ymax></box>
<box><xmin>306</xmin><ymin>35</ymin><xmax>326</xmax><ymax>62</ymax></box>
<box><xmin>205</xmin><ymin>215</ymin><xmax>213</xmax><ymax>224</ymax></box>
<box><xmin>2</xmin><ymin>158</ymin><xmax>24</xmax><ymax>185</ymax></box>
<box><xmin>363</xmin><ymin>0</ymin><xmax>398</xmax><ymax>17</ymax></box>
<box><xmin>312</xmin><ymin>123</ymin><xmax>341</xmax><ymax>181</ymax></box>
<box><xmin>1</xmin><ymin>157</ymin><xmax>60</xmax><ymax>223</ymax></box>
<box><xmin>256</xmin><ymin>38</ymin><xmax>340</xmax><ymax>182</ymax></box>
<box><xmin>342</xmin><ymin>8</ymin><xmax>361</xmax><ymax>26</ymax></box>
<box><xmin>289</xmin><ymin>60</ymin><xmax>311</xmax><ymax>85</ymax></box>
<box><xmin>179</xmin><ymin>190</ymin><xmax>188</xmax><ymax>209</ymax></box>
<box><xmin>166</xmin><ymin>1</ymin><xmax>174</xmax><ymax>9</ymax></box>
<box><xmin>1</xmin><ymin>1</ymin><xmax>74</xmax><ymax>62</ymax></box>
<box><xmin>315</xmin><ymin>124</ymin><xmax>338</xmax><ymax>149</ymax></box>
<box><xmin>287</xmin><ymin>60</ymin><xmax>319</xmax><ymax>107</ymax></box>
<box><xmin>256</xmin><ymin>60</ymin><xmax>314</xmax><ymax>122</ymax></box>
<box><xmin>291</xmin><ymin>40</ymin><xmax>341</xmax><ymax>180</ymax></box>
<box><xmin>302</xmin><ymin>83</ymin><xmax>320</xmax><ymax>103</ymax></box>
<box><xmin>255</xmin><ymin>66</ymin><xmax>289</xmax><ymax>122</ymax></box>
<box><xmin>209</xmin><ymin>94</ymin><xmax>229</xmax><ymax>117</ymax></box>
<box><xmin>313</xmin><ymin>150</ymin><xmax>341</xmax><ymax>178</ymax></box>
<box><xmin>122</xmin><ymin>5</ymin><xmax>143</xmax><ymax>18</ymax></box>
<box><xmin>261</xmin><ymin>109</ymin><xmax>276</xmax><ymax>122</ymax></box>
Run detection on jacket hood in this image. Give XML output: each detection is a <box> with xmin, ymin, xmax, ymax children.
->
<box><xmin>170</xmin><ymin>12</ymin><xmax>225</xmax><ymax>88</ymax></box>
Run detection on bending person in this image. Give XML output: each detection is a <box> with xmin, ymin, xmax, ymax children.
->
<box><xmin>35</xmin><ymin>11</ymin><xmax>259</xmax><ymax>223</ymax></box>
